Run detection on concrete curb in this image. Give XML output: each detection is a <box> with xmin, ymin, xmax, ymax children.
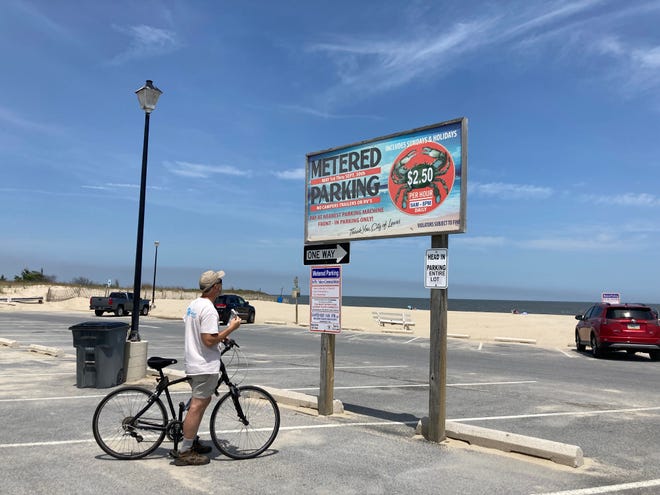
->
<box><xmin>416</xmin><ymin>418</ymin><xmax>583</xmax><ymax>467</ymax></box>
<box><xmin>448</xmin><ymin>333</ymin><xmax>470</xmax><ymax>339</ymax></box>
<box><xmin>260</xmin><ymin>385</ymin><xmax>344</xmax><ymax>414</ymax></box>
<box><xmin>494</xmin><ymin>337</ymin><xmax>537</xmax><ymax>345</ymax></box>
<box><xmin>0</xmin><ymin>337</ymin><xmax>19</xmax><ymax>348</ymax></box>
<box><xmin>27</xmin><ymin>344</ymin><xmax>64</xmax><ymax>357</ymax></box>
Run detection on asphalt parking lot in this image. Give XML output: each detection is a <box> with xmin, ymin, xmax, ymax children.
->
<box><xmin>2</xmin><ymin>312</ymin><xmax>660</xmax><ymax>494</ymax></box>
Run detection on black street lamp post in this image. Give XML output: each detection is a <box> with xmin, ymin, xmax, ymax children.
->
<box><xmin>151</xmin><ymin>240</ymin><xmax>159</xmax><ymax>306</ymax></box>
<box><xmin>129</xmin><ymin>80</ymin><xmax>162</xmax><ymax>342</ymax></box>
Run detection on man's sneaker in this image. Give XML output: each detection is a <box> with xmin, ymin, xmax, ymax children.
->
<box><xmin>192</xmin><ymin>436</ymin><xmax>212</xmax><ymax>454</ymax></box>
<box><xmin>173</xmin><ymin>449</ymin><xmax>210</xmax><ymax>466</ymax></box>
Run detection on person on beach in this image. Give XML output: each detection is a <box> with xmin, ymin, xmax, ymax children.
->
<box><xmin>174</xmin><ymin>269</ymin><xmax>241</xmax><ymax>466</ymax></box>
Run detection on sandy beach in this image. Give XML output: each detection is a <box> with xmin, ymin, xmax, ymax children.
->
<box><xmin>0</xmin><ymin>285</ymin><xmax>577</xmax><ymax>349</ymax></box>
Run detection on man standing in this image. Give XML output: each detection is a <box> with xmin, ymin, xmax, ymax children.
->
<box><xmin>175</xmin><ymin>269</ymin><xmax>241</xmax><ymax>466</ymax></box>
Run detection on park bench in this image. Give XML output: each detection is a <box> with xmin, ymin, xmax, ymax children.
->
<box><xmin>372</xmin><ymin>311</ymin><xmax>416</xmax><ymax>331</ymax></box>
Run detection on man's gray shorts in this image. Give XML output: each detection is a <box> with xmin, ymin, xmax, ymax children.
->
<box><xmin>188</xmin><ymin>374</ymin><xmax>219</xmax><ymax>399</ymax></box>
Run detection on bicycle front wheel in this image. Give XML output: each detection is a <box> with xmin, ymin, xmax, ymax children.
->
<box><xmin>92</xmin><ymin>386</ymin><xmax>167</xmax><ymax>460</ymax></box>
<box><xmin>210</xmin><ymin>385</ymin><xmax>280</xmax><ymax>459</ymax></box>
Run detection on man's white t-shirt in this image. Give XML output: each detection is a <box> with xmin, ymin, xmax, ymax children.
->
<box><xmin>183</xmin><ymin>297</ymin><xmax>221</xmax><ymax>375</ymax></box>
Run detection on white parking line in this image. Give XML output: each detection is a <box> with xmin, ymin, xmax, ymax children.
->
<box><xmin>0</xmin><ymin>420</ymin><xmax>421</xmax><ymax>449</ymax></box>
<box><xmin>0</xmin><ymin>372</ymin><xmax>74</xmax><ymax>377</ymax></box>
<box><xmin>3</xmin><ymin>403</ymin><xmax>660</xmax><ymax>450</ymax></box>
<box><xmin>555</xmin><ymin>347</ymin><xmax>576</xmax><ymax>358</ymax></box>
<box><xmin>290</xmin><ymin>380</ymin><xmax>536</xmax><ymax>392</ymax></box>
<box><xmin>456</xmin><ymin>405</ymin><xmax>660</xmax><ymax>423</ymax></box>
<box><xmin>530</xmin><ymin>478</ymin><xmax>660</xmax><ymax>494</ymax></box>
<box><xmin>0</xmin><ymin>379</ymin><xmax>537</xmax><ymax>402</ymax></box>
<box><xmin>292</xmin><ymin>384</ymin><xmax>427</xmax><ymax>391</ymax></box>
<box><xmin>251</xmin><ymin>365</ymin><xmax>409</xmax><ymax>371</ymax></box>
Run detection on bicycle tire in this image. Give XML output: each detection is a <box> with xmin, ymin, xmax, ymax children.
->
<box><xmin>92</xmin><ymin>386</ymin><xmax>167</xmax><ymax>460</ymax></box>
<box><xmin>210</xmin><ymin>385</ymin><xmax>280</xmax><ymax>459</ymax></box>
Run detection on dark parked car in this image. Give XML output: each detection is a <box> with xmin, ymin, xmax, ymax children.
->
<box><xmin>575</xmin><ymin>303</ymin><xmax>660</xmax><ymax>360</ymax></box>
<box><xmin>214</xmin><ymin>294</ymin><xmax>255</xmax><ymax>324</ymax></box>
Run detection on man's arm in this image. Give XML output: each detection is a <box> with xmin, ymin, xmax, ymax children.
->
<box><xmin>200</xmin><ymin>317</ymin><xmax>241</xmax><ymax>347</ymax></box>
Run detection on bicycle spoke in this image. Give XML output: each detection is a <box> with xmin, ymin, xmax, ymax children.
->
<box><xmin>210</xmin><ymin>386</ymin><xmax>280</xmax><ymax>459</ymax></box>
<box><xmin>92</xmin><ymin>387</ymin><xmax>167</xmax><ymax>460</ymax></box>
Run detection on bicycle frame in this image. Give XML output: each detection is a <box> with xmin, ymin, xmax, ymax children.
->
<box><xmin>126</xmin><ymin>341</ymin><xmax>247</xmax><ymax>447</ymax></box>
<box><xmin>93</xmin><ymin>338</ymin><xmax>280</xmax><ymax>461</ymax></box>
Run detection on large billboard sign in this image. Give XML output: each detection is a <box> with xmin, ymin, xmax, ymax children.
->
<box><xmin>305</xmin><ymin>118</ymin><xmax>467</xmax><ymax>243</ymax></box>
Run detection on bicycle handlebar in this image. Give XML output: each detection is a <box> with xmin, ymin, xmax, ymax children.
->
<box><xmin>221</xmin><ymin>338</ymin><xmax>239</xmax><ymax>355</ymax></box>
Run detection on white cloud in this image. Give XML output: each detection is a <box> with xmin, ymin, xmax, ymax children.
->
<box><xmin>307</xmin><ymin>1</ymin><xmax>607</xmax><ymax>97</ymax></box>
<box><xmin>633</xmin><ymin>46</ymin><xmax>660</xmax><ymax>70</ymax></box>
<box><xmin>279</xmin><ymin>104</ymin><xmax>381</xmax><ymax>120</ymax></box>
<box><xmin>469</xmin><ymin>182</ymin><xmax>553</xmax><ymax>200</ymax></box>
<box><xmin>581</xmin><ymin>192</ymin><xmax>660</xmax><ymax>207</ymax></box>
<box><xmin>308</xmin><ymin>19</ymin><xmax>491</xmax><ymax>94</ymax></box>
<box><xmin>164</xmin><ymin>161</ymin><xmax>250</xmax><ymax>179</ymax></box>
<box><xmin>520</xmin><ymin>233</ymin><xmax>646</xmax><ymax>252</ymax></box>
<box><xmin>273</xmin><ymin>168</ymin><xmax>305</xmax><ymax>180</ymax></box>
<box><xmin>304</xmin><ymin>1</ymin><xmax>660</xmax><ymax>103</ymax></box>
<box><xmin>109</xmin><ymin>24</ymin><xmax>180</xmax><ymax>65</ymax></box>
<box><xmin>453</xmin><ymin>235</ymin><xmax>507</xmax><ymax>249</ymax></box>
<box><xmin>81</xmin><ymin>183</ymin><xmax>164</xmax><ymax>191</ymax></box>
<box><xmin>0</xmin><ymin>106</ymin><xmax>63</xmax><ymax>134</ymax></box>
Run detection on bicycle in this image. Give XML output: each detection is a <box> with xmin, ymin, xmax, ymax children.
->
<box><xmin>92</xmin><ymin>339</ymin><xmax>280</xmax><ymax>460</ymax></box>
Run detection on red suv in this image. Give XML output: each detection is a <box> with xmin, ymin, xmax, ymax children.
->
<box><xmin>575</xmin><ymin>303</ymin><xmax>660</xmax><ymax>360</ymax></box>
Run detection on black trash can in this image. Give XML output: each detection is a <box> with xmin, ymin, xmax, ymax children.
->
<box><xmin>70</xmin><ymin>321</ymin><xmax>130</xmax><ymax>388</ymax></box>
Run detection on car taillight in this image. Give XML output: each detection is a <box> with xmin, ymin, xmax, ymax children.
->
<box><xmin>215</xmin><ymin>303</ymin><xmax>227</xmax><ymax>308</ymax></box>
<box><xmin>108</xmin><ymin>298</ymin><xmax>113</xmax><ymax>305</ymax></box>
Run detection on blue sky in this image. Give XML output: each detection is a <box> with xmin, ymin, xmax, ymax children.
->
<box><xmin>2</xmin><ymin>0</ymin><xmax>660</xmax><ymax>302</ymax></box>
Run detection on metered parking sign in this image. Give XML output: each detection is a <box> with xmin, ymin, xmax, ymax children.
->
<box><xmin>425</xmin><ymin>248</ymin><xmax>447</xmax><ymax>289</ymax></box>
<box><xmin>309</xmin><ymin>265</ymin><xmax>342</xmax><ymax>333</ymax></box>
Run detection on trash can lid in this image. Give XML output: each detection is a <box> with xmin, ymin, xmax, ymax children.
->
<box><xmin>69</xmin><ymin>321</ymin><xmax>131</xmax><ymax>331</ymax></box>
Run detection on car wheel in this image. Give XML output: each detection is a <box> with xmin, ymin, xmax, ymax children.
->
<box><xmin>95</xmin><ymin>310</ymin><xmax>104</xmax><ymax>317</ymax></box>
<box><xmin>115</xmin><ymin>306</ymin><xmax>124</xmax><ymax>317</ymax></box>
<box><xmin>141</xmin><ymin>305</ymin><xmax>149</xmax><ymax>316</ymax></box>
<box><xmin>248</xmin><ymin>311</ymin><xmax>255</xmax><ymax>324</ymax></box>
<box><xmin>591</xmin><ymin>333</ymin><xmax>604</xmax><ymax>358</ymax></box>
<box><xmin>649</xmin><ymin>351</ymin><xmax>660</xmax><ymax>361</ymax></box>
<box><xmin>575</xmin><ymin>330</ymin><xmax>585</xmax><ymax>352</ymax></box>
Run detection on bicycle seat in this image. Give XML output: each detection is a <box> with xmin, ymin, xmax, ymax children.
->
<box><xmin>147</xmin><ymin>357</ymin><xmax>178</xmax><ymax>370</ymax></box>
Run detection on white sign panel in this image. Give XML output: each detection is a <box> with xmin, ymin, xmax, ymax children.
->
<box><xmin>305</xmin><ymin>118</ymin><xmax>467</xmax><ymax>243</ymax></box>
<box><xmin>601</xmin><ymin>292</ymin><xmax>620</xmax><ymax>304</ymax></box>
<box><xmin>425</xmin><ymin>248</ymin><xmax>447</xmax><ymax>289</ymax></box>
<box><xmin>309</xmin><ymin>266</ymin><xmax>342</xmax><ymax>333</ymax></box>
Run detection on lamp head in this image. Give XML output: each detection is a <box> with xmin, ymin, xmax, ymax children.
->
<box><xmin>135</xmin><ymin>80</ymin><xmax>162</xmax><ymax>113</ymax></box>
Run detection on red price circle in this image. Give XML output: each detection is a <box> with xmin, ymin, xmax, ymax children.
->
<box><xmin>388</xmin><ymin>142</ymin><xmax>455</xmax><ymax>215</ymax></box>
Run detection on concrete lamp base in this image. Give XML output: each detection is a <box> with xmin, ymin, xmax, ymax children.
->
<box><xmin>124</xmin><ymin>340</ymin><xmax>149</xmax><ymax>382</ymax></box>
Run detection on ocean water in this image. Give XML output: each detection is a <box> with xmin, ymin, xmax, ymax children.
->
<box><xmin>287</xmin><ymin>296</ymin><xmax>660</xmax><ymax>316</ymax></box>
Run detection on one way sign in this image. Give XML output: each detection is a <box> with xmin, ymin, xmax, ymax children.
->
<box><xmin>303</xmin><ymin>242</ymin><xmax>350</xmax><ymax>265</ymax></box>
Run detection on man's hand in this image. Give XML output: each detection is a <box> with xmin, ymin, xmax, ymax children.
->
<box><xmin>226</xmin><ymin>316</ymin><xmax>241</xmax><ymax>332</ymax></box>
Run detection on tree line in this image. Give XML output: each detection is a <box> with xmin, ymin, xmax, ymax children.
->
<box><xmin>0</xmin><ymin>267</ymin><xmax>101</xmax><ymax>286</ymax></box>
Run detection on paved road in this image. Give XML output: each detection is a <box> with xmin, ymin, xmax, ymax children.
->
<box><xmin>2</xmin><ymin>312</ymin><xmax>660</xmax><ymax>494</ymax></box>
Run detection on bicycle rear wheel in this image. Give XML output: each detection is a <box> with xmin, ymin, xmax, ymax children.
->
<box><xmin>210</xmin><ymin>385</ymin><xmax>280</xmax><ymax>459</ymax></box>
<box><xmin>92</xmin><ymin>386</ymin><xmax>167</xmax><ymax>460</ymax></box>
